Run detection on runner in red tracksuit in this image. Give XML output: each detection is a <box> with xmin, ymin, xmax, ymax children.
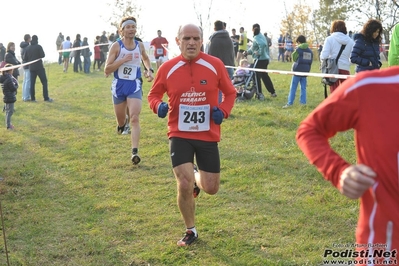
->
<box><xmin>148</xmin><ymin>24</ymin><xmax>236</xmax><ymax>247</ymax></box>
<box><xmin>148</xmin><ymin>50</ymin><xmax>235</xmax><ymax>142</ymax></box>
<box><xmin>297</xmin><ymin>67</ymin><xmax>399</xmax><ymax>265</ymax></box>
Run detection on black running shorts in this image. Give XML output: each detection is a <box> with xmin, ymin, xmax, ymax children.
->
<box><xmin>169</xmin><ymin>137</ymin><xmax>220</xmax><ymax>173</ymax></box>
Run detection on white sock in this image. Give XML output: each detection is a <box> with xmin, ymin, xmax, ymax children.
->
<box><xmin>187</xmin><ymin>226</ymin><xmax>197</xmax><ymax>236</ymax></box>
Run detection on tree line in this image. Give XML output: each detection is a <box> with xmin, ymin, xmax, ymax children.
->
<box><xmin>280</xmin><ymin>0</ymin><xmax>399</xmax><ymax>47</ymax></box>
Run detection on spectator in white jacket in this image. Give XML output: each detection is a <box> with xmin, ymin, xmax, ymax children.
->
<box><xmin>320</xmin><ymin>20</ymin><xmax>354</xmax><ymax>94</ymax></box>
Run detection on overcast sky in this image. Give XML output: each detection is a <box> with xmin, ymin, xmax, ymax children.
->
<box><xmin>2</xmin><ymin>0</ymin><xmax>320</xmax><ymax>62</ymax></box>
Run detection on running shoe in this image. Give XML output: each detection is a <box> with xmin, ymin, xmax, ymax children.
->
<box><xmin>131</xmin><ymin>153</ymin><xmax>141</xmax><ymax>165</ymax></box>
<box><xmin>122</xmin><ymin>124</ymin><xmax>131</xmax><ymax>135</ymax></box>
<box><xmin>116</xmin><ymin>124</ymin><xmax>125</xmax><ymax>135</ymax></box>
<box><xmin>257</xmin><ymin>93</ymin><xmax>265</xmax><ymax>101</ymax></box>
<box><xmin>177</xmin><ymin>230</ymin><xmax>198</xmax><ymax>247</ymax></box>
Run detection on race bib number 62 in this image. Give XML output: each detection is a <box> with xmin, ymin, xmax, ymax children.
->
<box><xmin>118</xmin><ymin>63</ymin><xmax>137</xmax><ymax>80</ymax></box>
<box><xmin>178</xmin><ymin>104</ymin><xmax>210</xmax><ymax>132</ymax></box>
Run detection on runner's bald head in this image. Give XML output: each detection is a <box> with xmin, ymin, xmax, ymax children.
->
<box><xmin>177</xmin><ymin>24</ymin><xmax>203</xmax><ymax>40</ymax></box>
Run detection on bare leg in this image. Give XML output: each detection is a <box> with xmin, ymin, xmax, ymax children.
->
<box><xmin>195</xmin><ymin>169</ymin><xmax>220</xmax><ymax>195</ymax></box>
<box><xmin>114</xmin><ymin>101</ymin><xmax>127</xmax><ymax>128</ymax></box>
<box><xmin>127</xmin><ymin>98</ymin><xmax>141</xmax><ymax>150</ymax></box>
<box><xmin>236</xmin><ymin>51</ymin><xmax>243</xmax><ymax>66</ymax></box>
<box><xmin>121</xmin><ymin>106</ymin><xmax>130</xmax><ymax>135</ymax></box>
<box><xmin>174</xmin><ymin>163</ymin><xmax>196</xmax><ymax>229</ymax></box>
<box><xmin>63</xmin><ymin>57</ymin><xmax>69</xmax><ymax>72</ymax></box>
<box><xmin>174</xmin><ymin>162</ymin><xmax>220</xmax><ymax>229</ymax></box>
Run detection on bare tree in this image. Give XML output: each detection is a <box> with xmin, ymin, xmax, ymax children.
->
<box><xmin>280</xmin><ymin>1</ymin><xmax>314</xmax><ymax>44</ymax></box>
<box><xmin>312</xmin><ymin>0</ymin><xmax>352</xmax><ymax>43</ymax></box>
<box><xmin>278</xmin><ymin>0</ymin><xmax>399</xmax><ymax>51</ymax></box>
<box><xmin>350</xmin><ymin>0</ymin><xmax>399</xmax><ymax>45</ymax></box>
<box><xmin>105</xmin><ymin>0</ymin><xmax>143</xmax><ymax>38</ymax></box>
<box><xmin>280</xmin><ymin>1</ymin><xmax>295</xmax><ymax>38</ymax></box>
<box><xmin>192</xmin><ymin>0</ymin><xmax>213</xmax><ymax>36</ymax></box>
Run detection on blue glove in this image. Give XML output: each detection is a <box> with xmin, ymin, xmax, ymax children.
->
<box><xmin>157</xmin><ymin>102</ymin><xmax>169</xmax><ymax>118</ymax></box>
<box><xmin>212</xmin><ymin>106</ymin><xmax>224</xmax><ymax>125</ymax></box>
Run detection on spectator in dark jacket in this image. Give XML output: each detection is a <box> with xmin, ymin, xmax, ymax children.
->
<box><xmin>350</xmin><ymin>19</ymin><xmax>383</xmax><ymax>73</ymax></box>
<box><xmin>264</xmin><ymin>32</ymin><xmax>272</xmax><ymax>47</ymax></box>
<box><xmin>207</xmin><ymin>20</ymin><xmax>236</xmax><ymax>103</ymax></box>
<box><xmin>230</xmin><ymin>28</ymin><xmax>239</xmax><ymax>60</ymax></box>
<box><xmin>1</xmin><ymin>64</ymin><xmax>18</xmax><ymax>129</ymax></box>
<box><xmin>81</xmin><ymin>37</ymin><xmax>91</xmax><ymax>74</ymax></box>
<box><xmin>0</xmin><ymin>43</ymin><xmax>5</xmax><ymax>62</ymax></box>
<box><xmin>207</xmin><ymin>20</ymin><xmax>235</xmax><ymax>79</ymax></box>
<box><xmin>278</xmin><ymin>34</ymin><xmax>285</xmax><ymax>62</ymax></box>
<box><xmin>264</xmin><ymin>32</ymin><xmax>272</xmax><ymax>60</ymax></box>
<box><xmin>100</xmin><ymin>31</ymin><xmax>109</xmax><ymax>64</ymax></box>
<box><xmin>20</xmin><ymin>34</ymin><xmax>31</xmax><ymax>101</ymax></box>
<box><xmin>5</xmin><ymin>42</ymin><xmax>21</xmax><ymax>79</ymax></box>
<box><xmin>23</xmin><ymin>35</ymin><xmax>53</xmax><ymax>102</ymax></box>
<box><xmin>73</xmin><ymin>34</ymin><xmax>82</xmax><ymax>73</ymax></box>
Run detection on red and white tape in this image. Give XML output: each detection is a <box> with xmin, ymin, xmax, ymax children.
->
<box><xmin>226</xmin><ymin>65</ymin><xmax>355</xmax><ymax>79</ymax></box>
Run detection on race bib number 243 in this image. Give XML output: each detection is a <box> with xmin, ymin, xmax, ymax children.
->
<box><xmin>178</xmin><ymin>104</ymin><xmax>210</xmax><ymax>132</ymax></box>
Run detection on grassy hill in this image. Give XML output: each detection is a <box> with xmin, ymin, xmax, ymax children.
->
<box><xmin>0</xmin><ymin>60</ymin><xmax>363</xmax><ymax>265</ymax></box>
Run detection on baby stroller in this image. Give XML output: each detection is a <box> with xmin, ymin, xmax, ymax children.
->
<box><xmin>233</xmin><ymin>60</ymin><xmax>260</xmax><ymax>102</ymax></box>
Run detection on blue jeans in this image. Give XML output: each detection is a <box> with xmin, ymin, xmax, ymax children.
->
<box><xmin>58</xmin><ymin>53</ymin><xmax>63</xmax><ymax>65</ymax></box>
<box><xmin>287</xmin><ymin>75</ymin><xmax>307</xmax><ymax>105</ymax></box>
<box><xmin>83</xmin><ymin>56</ymin><xmax>91</xmax><ymax>73</ymax></box>
<box><xmin>22</xmin><ymin>68</ymin><xmax>31</xmax><ymax>101</ymax></box>
<box><xmin>218</xmin><ymin>67</ymin><xmax>234</xmax><ymax>104</ymax></box>
<box><xmin>5</xmin><ymin>103</ymin><xmax>14</xmax><ymax>128</ymax></box>
<box><xmin>278</xmin><ymin>48</ymin><xmax>285</xmax><ymax>62</ymax></box>
<box><xmin>226</xmin><ymin>67</ymin><xmax>234</xmax><ymax>79</ymax></box>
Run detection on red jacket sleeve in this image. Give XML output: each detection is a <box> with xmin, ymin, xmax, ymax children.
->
<box><xmin>296</xmin><ymin>78</ymin><xmax>359</xmax><ymax>188</ymax></box>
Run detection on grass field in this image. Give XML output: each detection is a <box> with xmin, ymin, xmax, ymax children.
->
<box><xmin>0</xmin><ymin>59</ymin><xmax>365</xmax><ymax>265</ymax></box>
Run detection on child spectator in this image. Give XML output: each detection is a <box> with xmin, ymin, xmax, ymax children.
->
<box><xmin>232</xmin><ymin>59</ymin><xmax>250</xmax><ymax>85</ymax></box>
<box><xmin>1</xmin><ymin>64</ymin><xmax>18</xmax><ymax>130</ymax></box>
<box><xmin>282</xmin><ymin>35</ymin><xmax>313</xmax><ymax>108</ymax></box>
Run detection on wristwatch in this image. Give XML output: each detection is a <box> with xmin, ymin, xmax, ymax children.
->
<box><xmin>149</xmin><ymin>68</ymin><xmax>154</xmax><ymax>73</ymax></box>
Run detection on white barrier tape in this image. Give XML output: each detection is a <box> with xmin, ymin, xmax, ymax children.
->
<box><xmin>157</xmin><ymin>45</ymin><xmax>353</xmax><ymax>80</ymax></box>
<box><xmin>225</xmin><ymin>65</ymin><xmax>355</xmax><ymax>80</ymax></box>
<box><xmin>274</xmin><ymin>43</ymin><xmax>390</xmax><ymax>49</ymax></box>
<box><xmin>1</xmin><ymin>44</ymin><xmax>351</xmax><ymax>81</ymax></box>
<box><xmin>57</xmin><ymin>43</ymin><xmax>109</xmax><ymax>53</ymax></box>
<box><xmin>0</xmin><ymin>59</ymin><xmax>41</xmax><ymax>72</ymax></box>
<box><xmin>57</xmin><ymin>45</ymin><xmax>90</xmax><ymax>53</ymax></box>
